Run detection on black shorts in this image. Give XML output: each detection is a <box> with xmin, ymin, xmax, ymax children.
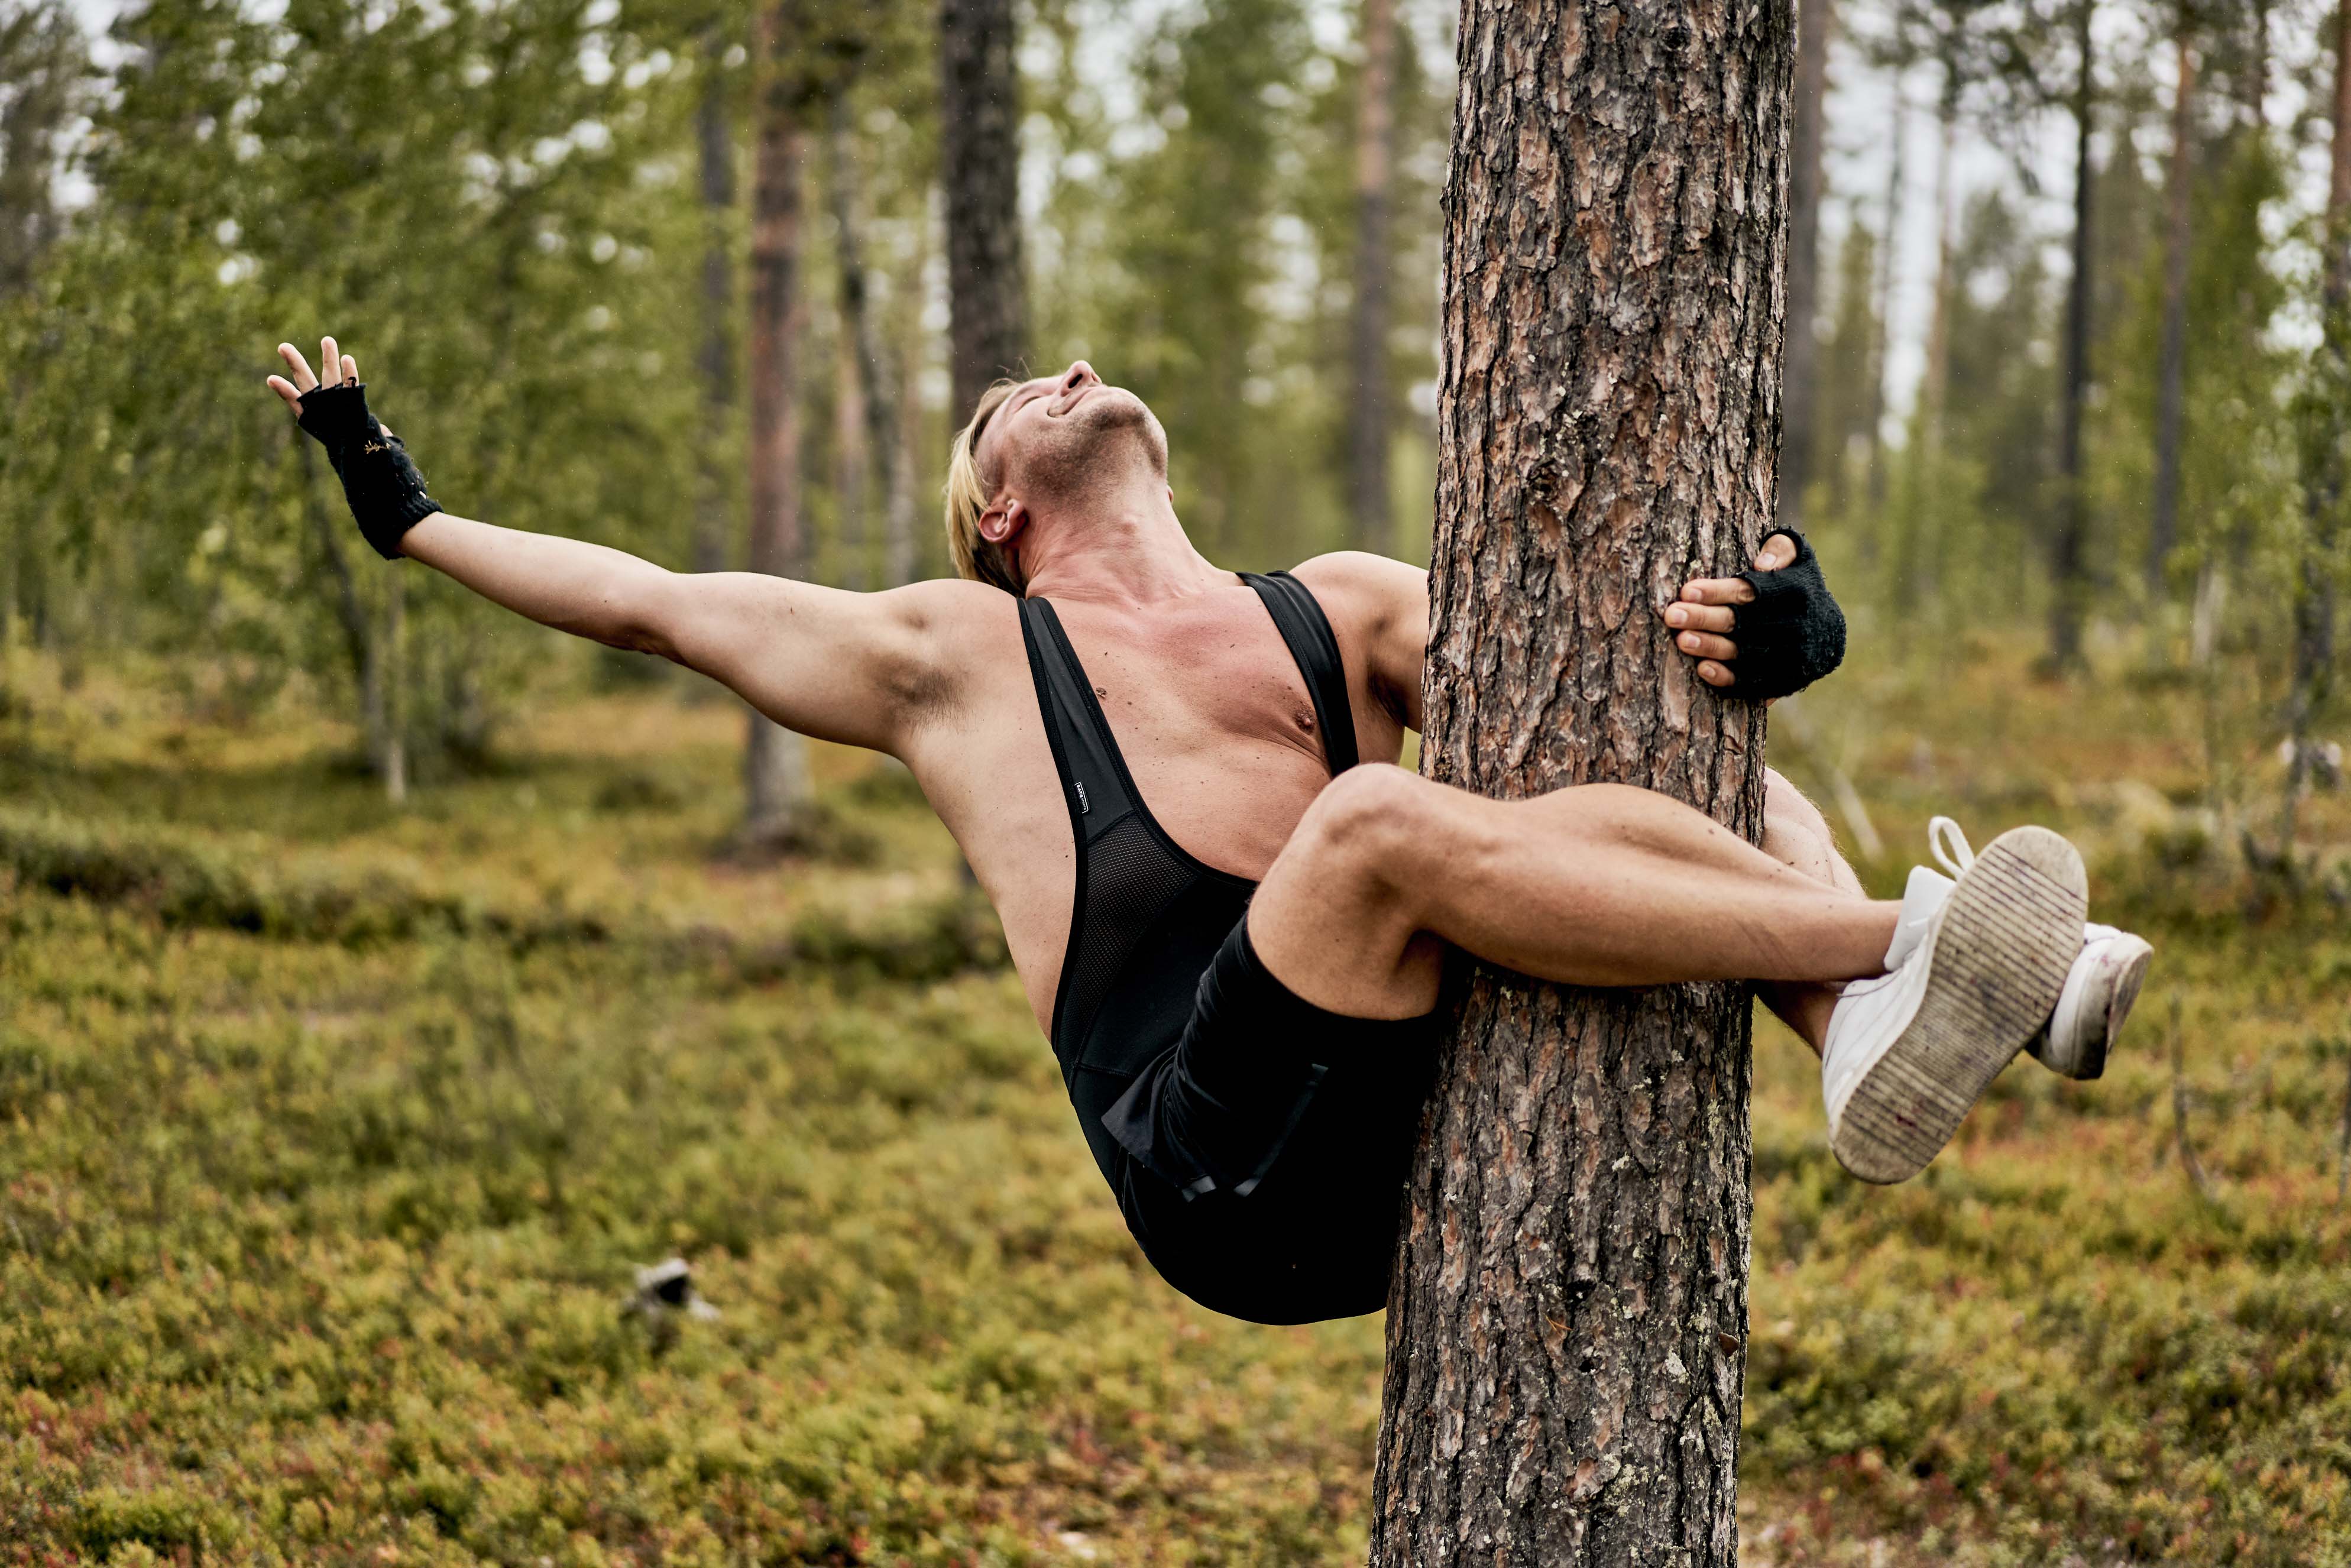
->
<box><xmin>1099</xmin><ymin>918</ymin><xmax>1440</xmax><ymax>1325</ymax></box>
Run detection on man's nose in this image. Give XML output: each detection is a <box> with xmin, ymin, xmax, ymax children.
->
<box><xmin>1061</xmin><ymin>361</ymin><xmax>1098</xmax><ymax>391</ymax></box>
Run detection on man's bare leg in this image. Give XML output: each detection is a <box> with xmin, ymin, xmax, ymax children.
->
<box><xmin>1248</xmin><ymin>763</ymin><xmax>1900</xmax><ymax>1019</ymax></box>
<box><xmin>1754</xmin><ymin>769</ymin><xmax>1863</xmax><ymax>1055</ymax></box>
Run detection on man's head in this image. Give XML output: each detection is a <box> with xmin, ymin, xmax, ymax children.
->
<box><xmin>944</xmin><ymin>360</ymin><xmax>1170</xmax><ymax>594</ymax></box>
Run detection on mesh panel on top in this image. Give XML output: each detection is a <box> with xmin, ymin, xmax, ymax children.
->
<box><xmin>1059</xmin><ymin>812</ymin><xmax>1197</xmax><ymax>1052</ymax></box>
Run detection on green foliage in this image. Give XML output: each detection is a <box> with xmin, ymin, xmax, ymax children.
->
<box><xmin>0</xmin><ymin>653</ymin><xmax>2344</xmax><ymax>1562</ymax></box>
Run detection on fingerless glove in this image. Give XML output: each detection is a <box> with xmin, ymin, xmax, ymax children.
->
<box><xmin>295</xmin><ymin>381</ymin><xmax>441</xmax><ymax>560</ymax></box>
<box><xmin>1727</xmin><ymin>528</ymin><xmax>1845</xmax><ymax>701</ymax></box>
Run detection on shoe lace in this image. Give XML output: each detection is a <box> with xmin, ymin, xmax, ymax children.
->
<box><xmin>1928</xmin><ymin>816</ymin><xmax>1974</xmax><ymax>877</ymax></box>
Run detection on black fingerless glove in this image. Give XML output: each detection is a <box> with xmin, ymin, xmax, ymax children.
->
<box><xmin>295</xmin><ymin>381</ymin><xmax>442</xmax><ymax>560</ymax></box>
<box><xmin>1727</xmin><ymin>528</ymin><xmax>1845</xmax><ymax>701</ymax></box>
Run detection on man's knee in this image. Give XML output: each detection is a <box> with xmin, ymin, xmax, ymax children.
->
<box><xmin>1291</xmin><ymin>763</ymin><xmax>1428</xmax><ymax>898</ymax></box>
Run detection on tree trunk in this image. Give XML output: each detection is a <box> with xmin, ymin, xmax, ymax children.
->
<box><xmin>1900</xmin><ymin>82</ymin><xmax>1957</xmax><ymax>613</ymax></box>
<box><xmin>1346</xmin><ymin>0</ymin><xmax>1399</xmax><ymax>553</ymax></box>
<box><xmin>887</xmin><ymin>203</ymin><xmax>931</xmax><ymax>586</ymax></box>
<box><xmin>2049</xmin><ymin>0</ymin><xmax>2096</xmax><ymax>671</ymax></box>
<box><xmin>940</xmin><ymin>0</ymin><xmax>1028</xmax><ymax>419</ymax></box>
<box><xmin>2149</xmin><ymin>24</ymin><xmax>2195</xmax><ymax>595</ymax></box>
<box><xmin>2283</xmin><ymin>0</ymin><xmax>2351</xmax><ymax>843</ymax></box>
<box><xmin>830</xmin><ymin>95</ymin><xmax>914</xmax><ymax>592</ymax></box>
<box><xmin>695</xmin><ymin>26</ymin><xmax>739</xmax><ymax>577</ymax></box>
<box><xmin>744</xmin><ymin>1</ymin><xmax>816</xmax><ymax>847</ymax></box>
<box><xmin>1778</xmin><ymin>0</ymin><xmax>1833</xmax><ymax>532</ymax></box>
<box><xmin>1863</xmin><ymin>95</ymin><xmax>1905</xmax><ymax>549</ymax></box>
<box><xmin>1367</xmin><ymin>0</ymin><xmax>1787</xmax><ymax>1557</ymax></box>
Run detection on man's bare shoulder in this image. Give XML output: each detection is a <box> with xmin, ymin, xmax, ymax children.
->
<box><xmin>1287</xmin><ymin>551</ymin><xmax>1427</xmax><ymax>630</ymax></box>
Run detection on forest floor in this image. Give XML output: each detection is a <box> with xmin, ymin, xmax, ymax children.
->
<box><xmin>1</xmin><ymin>634</ymin><xmax>2347</xmax><ymax>1567</ymax></box>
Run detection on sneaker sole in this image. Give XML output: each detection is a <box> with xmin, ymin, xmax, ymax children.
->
<box><xmin>1832</xmin><ymin>827</ymin><xmax>2088</xmax><ymax>1184</ymax></box>
<box><xmin>2066</xmin><ymin>937</ymin><xmax>2152</xmax><ymax>1082</ymax></box>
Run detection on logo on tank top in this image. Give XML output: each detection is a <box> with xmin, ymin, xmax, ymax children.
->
<box><xmin>1074</xmin><ymin>780</ymin><xmax>1091</xmax><ymax>814</ymax></box>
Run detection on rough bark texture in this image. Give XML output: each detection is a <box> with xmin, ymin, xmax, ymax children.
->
<box><xmin>2149</xmin><ymin>26</ymin><xmax>2195</xmax><ymax>594</ymax></box>
<box><xmin>1347</xmin><ymin>0</ymin><xmax>1399</xmax><ymax>552</ymax></box>
<box><xmin>1368</xmin><ymin>0</ymin><xmax>1789</xmax><ymax>1559</ymax></box>
<box><xmin>744</xmin><ymin>2</ymin><xmax>815</xmax><ymax>843</ymax></box>
<box><xmin>2050</xmin><ymin>0</ymin><xmax>2096</xmax><ymax>670</ymax></box>
<box><xmin>940</xmin><ymin>0</ymin><xmax>1028</xmax><ymax>419</ymax></box>
<box><xmin>1777</xmin><ymin>0</ymin><xmax>1831</xmax><ymax>532</ymax></box>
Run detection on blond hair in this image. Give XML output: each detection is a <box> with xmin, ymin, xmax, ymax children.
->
<box><xmin>944</xmin><ymin>379</ymin><xmax>1026</xmax><ymax>595</ymax></box>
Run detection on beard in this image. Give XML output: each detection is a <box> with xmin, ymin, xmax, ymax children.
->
<box><xmin>1010</xmin><ymin>387</ymin><xmax>1168</xmax><ymax>508</ymax></box>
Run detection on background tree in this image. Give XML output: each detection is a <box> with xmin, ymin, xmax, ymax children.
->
<box><xmin>1346</xmin><ymin>0</ymin><xmax>1400</xmax><ymax>551</ymax></box>
<box><xmin>940</xmin><ymin>0</ymin><xmax>1026</xmax><ymax>416</ymax></box>
<box><xmin>1782</xmin><ymin>0</ymin><xmax>1836</xmax><ymax>531</ymax></box>
<box><xmin>1368</xmin><ymin>0</ymin><xmax>1789</xmax><ymax>1557</ymax></box>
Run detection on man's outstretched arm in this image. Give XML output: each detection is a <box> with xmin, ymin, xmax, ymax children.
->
<box><xmin>267</xmin><ymin>333</ymin><xmax>963</xmax><ymax>756</ymax></box>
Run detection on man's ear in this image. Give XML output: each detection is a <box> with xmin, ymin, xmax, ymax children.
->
<box><xmin>980</xmin><ymin>496</ymin><xmax>1028</xmax><ymax>547</ymax></box>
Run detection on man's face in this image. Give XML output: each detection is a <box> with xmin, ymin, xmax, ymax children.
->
<box><xmin>976</xmin><ymin>360</ymin><xmax>1166</xmax><ymax>510</ymax></box>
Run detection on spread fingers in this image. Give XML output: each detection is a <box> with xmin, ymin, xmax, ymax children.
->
<box><xmin>265</xmin><ymin>374</ymin><xmax>304</xmax><ymax>413</ymax></box>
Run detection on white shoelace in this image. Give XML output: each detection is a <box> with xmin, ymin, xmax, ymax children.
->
<box><xmin>1929</xmin><ymin>815</ymin><xmax>1974</xmax><ymax>878</ymax></box>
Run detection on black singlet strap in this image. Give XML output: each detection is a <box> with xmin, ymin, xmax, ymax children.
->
<box><xmin>1020</xmin><ymin>597</ymin><xmax>1137</xmax><ymax>843</ymax></box>
<box><xmin>1241</xmin><ymin>571</ymin><xmax>1359</xmax><ymax>776</ymax></box>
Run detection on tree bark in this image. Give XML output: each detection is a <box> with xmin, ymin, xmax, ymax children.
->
<box><xmin>2049</xmin><ymin>0</ymin><xmax>2096</xmax><ymax>671</ymax></box>
<box><xmin>2149</xmin><ymin>24</ymin><xmax>2195</xmax><ymax>595</ymax></box>
<box><xmin>2283</xmin><ymin>0</ymin><xmax>2351</xmax><ymax>840</ymax></box>
<box><xmin>1347</xmin><ymin>0</ymin><xmax>1400</xmax><ymax>553</ymax></box>
<box><xmin>694</xmin><ymin>27</ymin><xmax>739</xmax><ymax>577</ymax></box>
<box><xmin>1368</xmin><ymin>0</ymin><xmax>1787</xmax><ymax>1558</ymax></box>
<box><xmin>940</xmin><ymin>0</ymin><xmax>1028</xmax><ymax>419</ymax></box>
<box><xmin>744</xmin><ymin>0</ymin><xmax>816</xmax><ymax>845</ymax></box>
<box><xmin>1778</xmin><ymin>0</ymin><xmax>1833</xmax><ymax>532</ymax></box>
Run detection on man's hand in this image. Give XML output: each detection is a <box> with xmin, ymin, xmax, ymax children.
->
<box><xmin>266</xmin><ymin>333</ymin><xmax>442</xmax><ymax>559</ymax></box>
<box><xmin>1661</xmin><ymin>533</ymin><xmax>1798</xmax><ymax>689</ymax></box>
<box><xmin>1659</xmin><ymin>529</ymin><xmax>1847</xmax><ymax>701</ymax></box>
<box><xmin>265</xmin><ymin>335</ymin><xmax>358</xmax><ymax>410</ymax></box>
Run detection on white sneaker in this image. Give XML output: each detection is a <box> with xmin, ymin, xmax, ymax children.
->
<box><xmin>1922</xmin><ymin>818</ymin><xmax>2153</xmax><ymax>1081</ymax></box>
<box><xmin>1822</xmin><ymin>821</ymin><xmax>2087</xmax><ymax>1184</ymax></box>
<box><xmin>2028</xmin><ymin>924</ymin><xmax>2152</xmax><ymax>1080</ymax></box>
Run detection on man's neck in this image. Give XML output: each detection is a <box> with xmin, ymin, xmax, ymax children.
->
<box><xmin>1018</xmin><ymin>487</ymin><xmax>1230</xmax><ymax>607</ymax></box>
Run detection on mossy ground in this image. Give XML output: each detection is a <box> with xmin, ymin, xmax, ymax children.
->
<box><xmin>1</xmin><ymin>641</ymin><xmax>2346</xmax><ymax>1566</ymax></box>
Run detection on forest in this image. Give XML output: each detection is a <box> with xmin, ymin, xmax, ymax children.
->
<box><xmin>2</xmin><ymin>0</ymin><xmax>2350</xmax><ymax>1560</ymax></box>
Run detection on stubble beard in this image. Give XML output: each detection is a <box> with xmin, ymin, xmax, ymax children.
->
<box><xmin>1012</xmin><ymin>389</ymin><xmax>1169</xmax><ymax>513</ymax></box>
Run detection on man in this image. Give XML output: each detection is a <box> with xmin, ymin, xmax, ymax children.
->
<box><xmin>266</xmin><ymin>339</ymin><xmax>2153</xmax><ymax>1326</ymax></box>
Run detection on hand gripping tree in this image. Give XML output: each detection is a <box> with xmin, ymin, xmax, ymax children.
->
<box><xmin>1370</xmin><ymin>0</ymin><xmax>1795</xmax><ymax>1561</ymax></box>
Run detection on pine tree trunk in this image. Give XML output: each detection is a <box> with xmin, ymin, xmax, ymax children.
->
<box><xmin>2050</xmin><ymin>0</ymin><xmax>2096</xmax><ymax>672</ymax></box>
<box><xmin>887</xmin><ymin>205</ymin><xmax>930</xmax><ymax>586</ymax></box>
<box><xmin>1346</xmin><ymin>0</ymin><xmax>1398</xmax><ymax>553</ymax></box>
<box><xmin>1778</xmin><ymin>0</ymin><xmax>1832</xmax><ymax>533</ymax></box>
<box><xmin>1367</xmin><ymin>0</ymin><xmax>1787</xmax><ymax>1557</ymax></box>
<box><xmin>1863</xmin><ymin>99</ymin><xmax>1905</xmax><ymax>550</ymax></box>
<box><xmin>694</xmin><ymin>27</ymin><xmax>738</xmax><ymax>578</ymax></box>
<box><xmin>829</xmin><ymin>98</ymin><xmax>913</xmax><ymax>592</ymax></box>
<box><xmin>2149</xmin><ymin>25</ymin><xmax>2195</xmax><ymax>595</ymax></box>
<box><xmin>1902</xmin><ymin>84</ymin><xmax>1957</xmax><ymax>613</ymax></box>
<box><xmin>744</xmin><ymin>2</ymin><xmax>815</xmax><ymax>848</ymax></box>
<box><xmin>2284</xmin><ymin>0</ymin><xmax>2351</xmax><ymax>843</ymax></box>
<box><xmin>940</xmin><ymin>0</ymin><xmax>1028</xmax><ymax>418</ymax></box>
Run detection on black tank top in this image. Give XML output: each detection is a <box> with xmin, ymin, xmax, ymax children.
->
<box><xmin>1018</xmin><ymin>572</ymin><xmax>1360</xmax><ymax>1185</ymax></box>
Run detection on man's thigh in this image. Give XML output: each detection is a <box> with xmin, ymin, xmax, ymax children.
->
<box><xmin>1248</xmin><ymin>764</ymin><xmax>1455</xmax><ymax>1020</ymax></box>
